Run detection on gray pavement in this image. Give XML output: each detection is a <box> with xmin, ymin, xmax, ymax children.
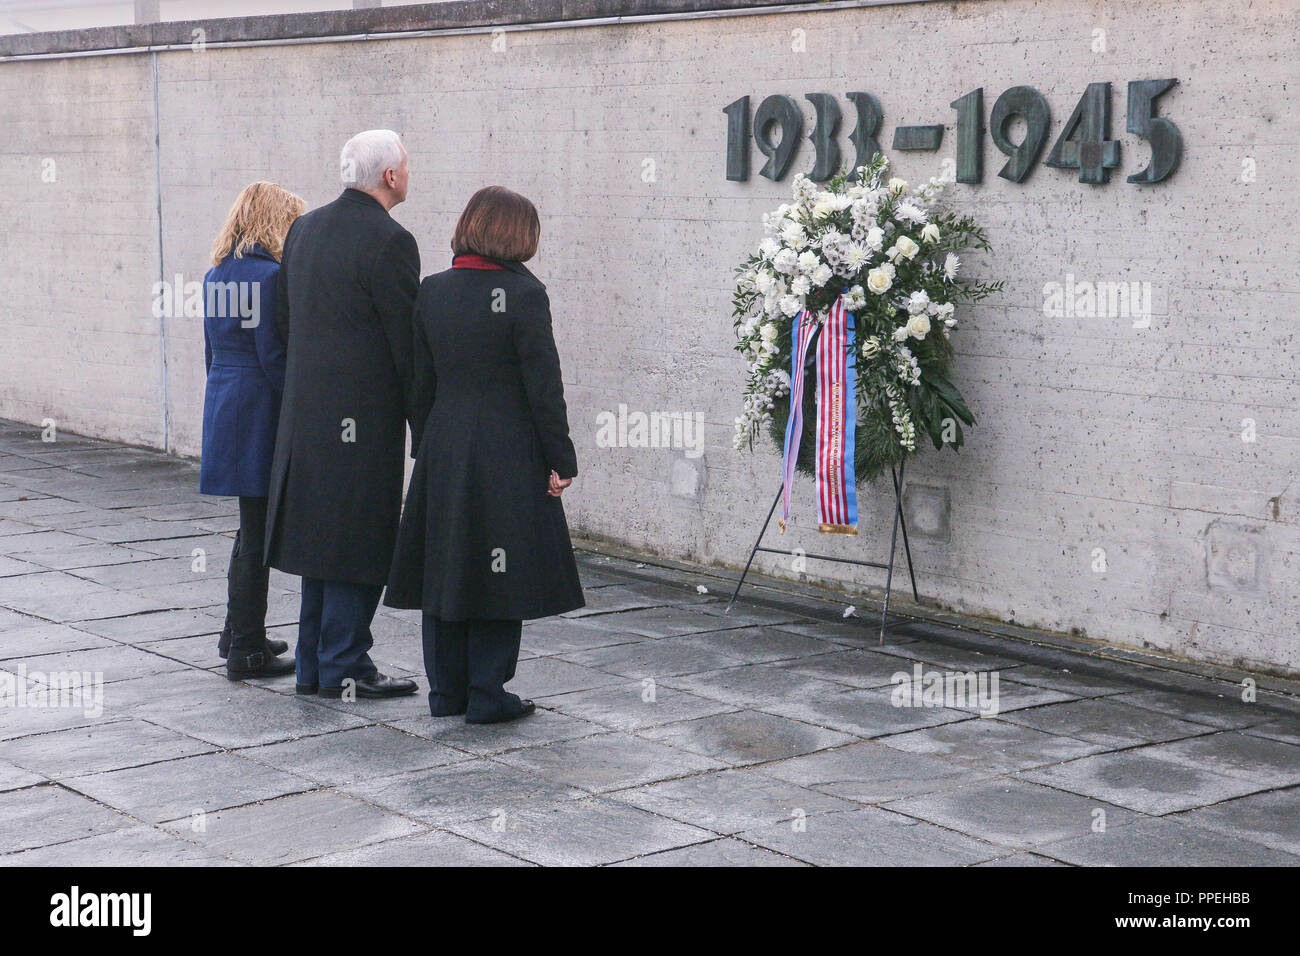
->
<box><xmin>1</xmin><ymin>419</ymin><xmax>1298</xmax><ymax>866</ymax></box>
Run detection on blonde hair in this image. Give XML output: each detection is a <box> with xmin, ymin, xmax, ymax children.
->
<box><xmin>210</xmin><ymin>181</ymin><xmax>307</xmax><ymax>266</ymax></box>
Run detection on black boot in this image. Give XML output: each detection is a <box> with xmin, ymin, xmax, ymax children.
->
<box><xmin>226</xmin><ymin>630</ymin><xmax>296</xmax><ymax>680</ymax></box>
<box><xmin>223</xmin><ymin>517</ymin><xmax>292</xmax><ymax>679</ymax></box>
<box><xmin>218</xmin><ymin>617</ymin><xmax>288</xmax><ymax>660</ymax></box>
<box><xmin>219</xmin><ymin>526</ymin><xmax>290</xmax><ymax>660</ymax></box>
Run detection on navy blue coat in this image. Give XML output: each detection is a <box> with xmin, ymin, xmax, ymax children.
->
<box><xmin>199</xmin><ymin>245</ymin><xmax>287</xmax><ymax>498</ymax></box>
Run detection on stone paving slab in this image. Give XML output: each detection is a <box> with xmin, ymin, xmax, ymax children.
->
<box><xmin>540</xmin><ymin>682</ymin><xmax>737</xmax><ymax>732</ymax></box>
<box><xmin>610</xmin><ymin>767</ymin><xmax>855</xmax><ymax>834</ymax></box>
<box><xmin>755</xmin><ymin>740</ymin><xmax>998</xmax><ymax>804</ymax></box>
<box><xmin>238</xmin><ymin>725</ymin><xmax>468</xmax><ymax>786</ymax></box>
<box><xmin>1036</xmin><ymin>817</ymin><xmax>1300</xmax><ymax>867</ymax></box>
<box><xmin>881</xmin><ymin>778</ymin><xmax>1144</xmax><ymax>850</ymax></box>
<box><xmin>1019</xmin><ymin>747</ymin><xmax>1284</xmax><ymax>816</ymax></box>
<box><xmin>1172</xmin><ymin>788</ymin><xmax>1300</xmax><ymax>857</ymax></box>
<box><xmin>738</xmin><ymin>806</ymin><xmax>1005</xmax><ymax>866</ymax></box>
<box><xmin>446</xmin><ymin>797</ymin><xmax>716</xmax><ymax>866</ymax></box>
<box><xmin>0</xmin><ymin>825</ymin><xmax>241</xmax><ymax>867</ymax></box>
<box><xmin>160</xmin><ymin>790</ymin><xmax>424</xmax><ymax>866</ymax></box>
<box><xmin>613</xmin><ymin>838</ymin><xmax>809</xmax><ymax>866</ymax></box>
<box><xmin>65</xmin><ymin>752</ymin><xmax>316</xmax><ymax>824</ymax></box>
<box><xmin>2</xmin><ymin>419</ymin><xmax>1299</xmax><ymax>866</ymax></box>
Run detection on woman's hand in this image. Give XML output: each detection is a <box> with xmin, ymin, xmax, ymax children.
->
<box><xmin>548</xmin><ymin>470</ymin><xmax>573</xmax><ymax>497</ymax></box>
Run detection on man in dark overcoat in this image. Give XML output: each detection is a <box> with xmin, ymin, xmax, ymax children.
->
<box><xmin>264</xmin><ymin>129</ymin><xmax>420</xmax><ymax>699</ymax></box>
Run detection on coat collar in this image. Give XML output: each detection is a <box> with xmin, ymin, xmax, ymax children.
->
<box><xmin>245</xmin><ymin>243</ymin><xmax>277</xmax><ymax>262</ymax></box>
<box><xmin>501</xmin><ymin>259</ymin><xmax>545</xmax><ymax>289</ymax></box>
<box><xmin>338</xmin><ymin>188</ymin><xmax>388</xmax><ymax>214</ymax></box>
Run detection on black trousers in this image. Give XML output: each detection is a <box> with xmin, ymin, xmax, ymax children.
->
<box><xmin>421</xmin><ymin>616</ymin><xmax>522</xmax><ymax>720</ymax></box>
<box><xmin>225</xmin><ymin>496</ymin><xmax>270</xmax><ymax>653</ymax></box>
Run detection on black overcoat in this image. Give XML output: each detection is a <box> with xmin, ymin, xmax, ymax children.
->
<box><xmin>384</xmin><ymin>260</ymin><xmax>585</xmax><ymax>620</ymax></box>
<box><xmin>263</xmin><ymin>189</ymin><xmax>420</xmax><ymax>586</ymax></box>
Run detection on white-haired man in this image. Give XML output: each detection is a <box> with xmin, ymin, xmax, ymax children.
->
<box><xmin>264</xmin><ymin>129</ymin><xmax>420</xmax><ymax>700</ymax></box>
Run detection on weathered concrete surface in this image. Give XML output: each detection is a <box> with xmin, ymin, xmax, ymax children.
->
<box><xmin>1</xmin><ymin>421</ymin><xmax>1297</xmax><ymax>865</ymax></box>
<box><xmin>0</xmin><ymin>0</ymin><xmax>1295</xmax><ymax>675</ymax></box>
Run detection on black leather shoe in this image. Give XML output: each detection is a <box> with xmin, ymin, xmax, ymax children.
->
<box><xmin>466</xmin><ymin>699</ymin><xmax>536</xmax><ymax>725</ymax></box>
<box><xmin>218</xmin><ymin>623</ymin><xmax>288</xmax><ymax>660</ymax></box>
<box><xmin>295</xmin><ymin>683</ymin><xmax>318</xmax><ymax>695</ymax></box>
<box><xmin>318</xmin><ymin>673</ymin><xmax>418</xmax><ymax>700</ymax></box>
<box><xmin>226</xmin><ymin>650</ymin><xmax>296</xmax><ymax>681</ymax></box>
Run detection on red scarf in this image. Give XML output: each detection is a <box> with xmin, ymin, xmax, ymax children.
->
<box><xmin>452</xmin><ymin>253</ymin><xmax>507</xmax><ymax>270</ymax></box>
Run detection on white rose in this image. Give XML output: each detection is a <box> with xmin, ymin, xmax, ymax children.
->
<box><xmin>888</xmin><ymin>177</ymin><xmax>907</xmax><ymax>194</ymax></box>
<box><xmin>861</xmin><ymin>336</ymin><xmax>881</xmax><ymax>358</ymax></box>
<box><xmin>866</xmin><ymin>268</ymin><xmax>893</xmax><ymax>294</ymax></box>
<box><xmin>895</xmin><ymin>235</ymin><xmax>921</xmax><ymax>260</ymax></box>
<box><xmin>906</xmin><ymin>314</ymin><xmax>931</xmax><ymax>339</ymax></box>
<box><xmin>907</xmin><ymin>290</ymin><xmax>930</xmax><ymax>314</ymax></box>
<box><xmin>864</xmin><ymin>226</ymin><xmax>885</xmax><ymax>251</ymax></box>
<box><xmin>759</xmin><ymin>323</ymin><xmax>778</xmax><ymax>342</ymax></box>
<box><xmin>921</xmin><ymin>223</ymin><xmax>941</xmax><ymax>243</ymax></box>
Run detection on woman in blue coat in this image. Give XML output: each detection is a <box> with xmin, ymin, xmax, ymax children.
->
<box><xmin>200</xmin><ymin>182</ymin><xmax>305</xmax><ymax>679</ymax></box>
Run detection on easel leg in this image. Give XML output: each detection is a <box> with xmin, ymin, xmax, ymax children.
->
<box><xmin>892</xmin><ymin>461</ymin><xmax>919</xmax><ymax>602</ymax></box>
<box><xmin>726</xmin><ymin>483</ymin><xmax>784</xmax><ymax>613</ymax></box>
<box><xmin>880</xmin><ymin>463</ymin><xmax>905</xmax><ymax>644</ymax></box>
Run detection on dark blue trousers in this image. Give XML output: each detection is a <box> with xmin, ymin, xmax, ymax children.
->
<box><xmin>297</xmin><ymin>577</ymin><xmax>381</xmax><ymax>690</ymax></box>
<box><xmin>422</xmin><ymin>616</ymin><xmax>522</xmax><ymax>720</ymax></box>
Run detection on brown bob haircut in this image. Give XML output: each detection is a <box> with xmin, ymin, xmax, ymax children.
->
<box><xmin>451</xmin><ymin>185</ymin><xmax>540</xmax><ymax>262</ymax></box>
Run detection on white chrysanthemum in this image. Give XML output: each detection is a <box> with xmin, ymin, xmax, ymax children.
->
<box><xmin>811</xmin><ymin>263</ymin><xmax>833</xmax><ymax>286</ymax></box>
<box><xmin>791</xmin><ymin>275</ymin><xmax>812</xmax><ymax>296</ymax></box>
<box><xmin>780</xmin><ymin>221</ymin><xmax>808</xmax><ymax>249</ymax></box>
<box><xmin>772</xmin><ymin>248</ymin><xmax>798</xmax><ymax>274</ymax></box>
<box><xmin>759</xmin><ymin>237</ymin><xmax>781</xmax><ymax>258</ymax></box>
<box><xmin>755</xmin><ymin>270</ymin><xmax>776</xmax><ymax>295</ymax></box>
<box><xmin>943</xmin><ymin>252</ymin><xmax>961</xmax><ymax>280</ymax></box>
<box><xmin>796</xmin><ymin>250</ymin><xmax>820</xmax><ymax>273</ymax></box>
<box><xmin>843</xmin><ymin>285</ymin><xmax>867</xmax><ymax>310</ymax></box>
<box><xmin>895</xmin><ymin>201</ymin><xmax>927</xmax><ymax>225</ymax></box>
<box><xmin>842</xmin><ymin>242</ymin><xmax>871</xmax><ymax>272</ymax></box>
<box><xmin>779</xmin><ymin>294</ymin><xmax>803</xmax><ymax>318</ymax></box>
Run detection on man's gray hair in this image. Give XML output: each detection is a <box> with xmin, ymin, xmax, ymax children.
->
<box><xmin>340</xmin><ymin>129</ymin><xmax>404</xmax><ymax>191</ymax></box>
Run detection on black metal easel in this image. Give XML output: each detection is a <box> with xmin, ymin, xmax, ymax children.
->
<box><xmin>725</xmin><ymin>323</ymin><xmax>919</xmax><ymax>642</ymax></box>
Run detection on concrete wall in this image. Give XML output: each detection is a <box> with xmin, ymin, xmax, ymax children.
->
<box><xmin>1</xmin><ymin>0</ymin><xmax>1297</xmax><ymax>676</ymax></box>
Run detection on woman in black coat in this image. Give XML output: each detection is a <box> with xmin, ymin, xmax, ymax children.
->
<box><xmin>385</xmin><ymin>186</ymin><xmax>585</xmax><ymax>724</ymax></box>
